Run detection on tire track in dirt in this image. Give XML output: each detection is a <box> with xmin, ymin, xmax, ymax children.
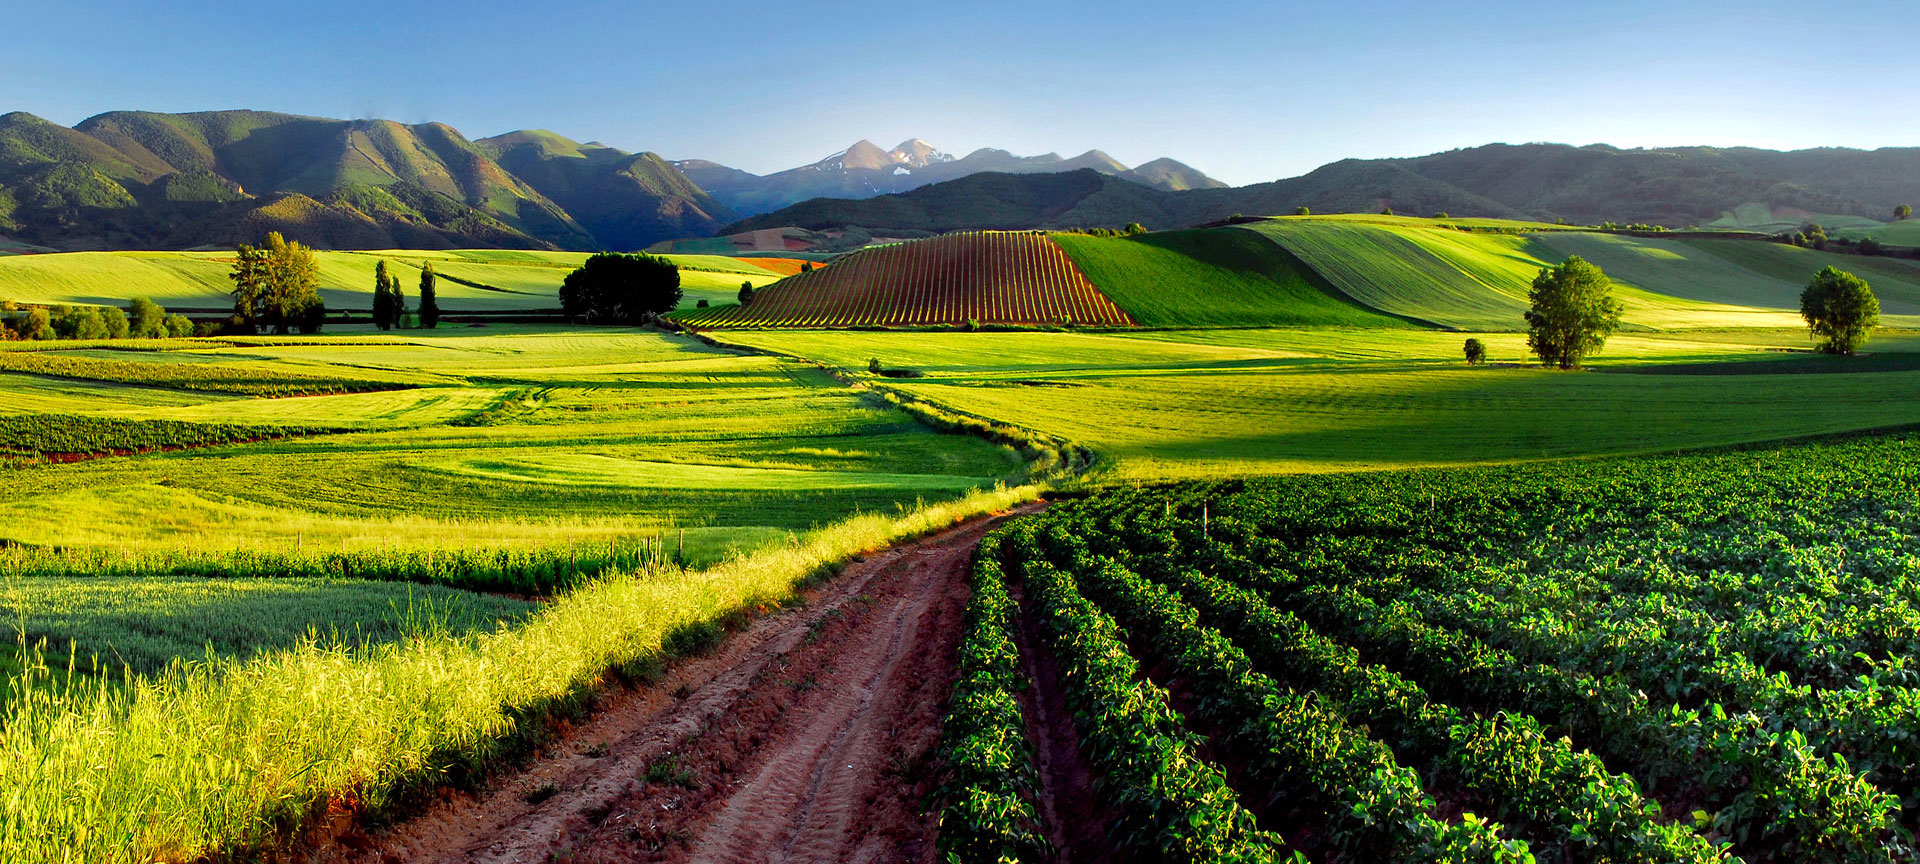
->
<box><xmin>302</xmin><ymin>503</ymin><xmax>1041</xmax><ymax>864</ymax></box>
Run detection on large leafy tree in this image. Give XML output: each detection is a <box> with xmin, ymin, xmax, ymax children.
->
<box><xmin>1524</xmin><ymin>256</ymin><xmax>1622</xmax><ymax>369</ymax></box>
<box><xmin>560</xmin><ymin>253</ymin><xmax>681</xmax><ymax>325</ymax></box>
<box><xmin>1800</xmin><ymin>266</ymin><xmax>1879</xmax><ymax>354</ymax></box>
<box><xmin>229</xmin><ymin>232</ymin><xmax>324</xmax><ymax>334</ymax></box>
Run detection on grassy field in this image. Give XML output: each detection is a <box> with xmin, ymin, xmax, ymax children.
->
<box><xmin>0</xmin><ymin>250</ymin><xmax>787</xmax><ymax>313</ymax></box>
<box><xmin>0</xmin><ymin>329</ymin><xmax>1020</xmax><ymax>564</ymax></box>
<box><xmin>723</xmin><ymin>328</ymin><xmax>1920</xmax><ymax>479</ymax></box>
<box><xmin>1050</xmin><ymin>229</ymin><xmax>1410</xmax><ymax>327</ymax></box>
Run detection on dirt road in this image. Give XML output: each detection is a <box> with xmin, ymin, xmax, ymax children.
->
<box><xmin>311</xmin><ymin>504</ymin><xmax>1040</xmax><ymax>864</ymax></box>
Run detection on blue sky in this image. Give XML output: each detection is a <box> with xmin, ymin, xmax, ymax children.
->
<box><xmin>6</xmin><ymin>0</ymin><xmax>1917</xmax><ymax>186</ymax></box>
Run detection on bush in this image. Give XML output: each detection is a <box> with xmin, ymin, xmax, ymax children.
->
<box><xmin>695</xmin><ymin>299</ymin><xmax>709</xmax><ymax>308</ymax></box>
<box><xmin>127</xmin><ymin>297</ymin><xmax>168</xmax><ymax>339</ymax></box>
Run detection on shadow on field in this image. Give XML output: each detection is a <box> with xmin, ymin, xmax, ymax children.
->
<box><xmin>1603</xmin><ymin>351</ymin><xmax>1920</xmax><ymax>375</ymax></box>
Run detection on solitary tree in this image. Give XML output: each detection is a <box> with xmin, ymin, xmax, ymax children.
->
<box><xmin>231</xmin><ymin>232</ymin><xmax>322</xmax><ymax>333</ymax></box>
<box><xmin>1800</xmin><ymin>266</ymin><xmax>1879</xmax><ymax>354</ymax></box>
<box><xmin>1525</xmin><ymin>256</ymin><xmax>1623</xmax><ymax>369</ymax></box>
<box><xmin>1463</xmin><ymin>337</ymin><xmax>1486</xmax><ymax>365</ymax></box>
<box><xmin>1294</xmin><ymin>206</ymin><xmax>1310</xmax><ymax>216</ymax></box>
<box><xmin>559</xmin><ymin>253</ymin><xmax>681</xmax><ymax>324</ymax></box>
<box><xmin>418</xmin><ymin>262</ymin><xmax>440</xmax><ymax>329</ymax></box>
<box><xmin>738</xmin><ymin>281</ymin><xmax>755</xmax><ymax>306</ymax></box>
<box><xmin>1897</xmin><ymin>204</ymin><xmax>1912</xmax><ymax>221</ymax></box>
<box><xmin>1124</xmin><ymin>222</ymin><xmax>1147</xmax><ymax>236</ymax></box>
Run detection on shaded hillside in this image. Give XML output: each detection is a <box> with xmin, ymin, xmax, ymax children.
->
<box><xmin>476</xmin><ymin>130</ymin><xmax>734</xmax><ymax>250</ymax></box>
<box><xmin>722</xmin><ymin>169</ymin><xmax>1192</xmax><ymax>235</ymax></box>
<box><xmin>0</xmin><ymin>110</ymin><xmax>721</xmax><ymax>251</ymax></box>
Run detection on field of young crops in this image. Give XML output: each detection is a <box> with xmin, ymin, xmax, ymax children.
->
<box><xmin>676</xmin><ymin>231</ymin><xmax>1135</xmax><ymax>327</ymax></box>
<box><xmin>943</xmin><ymin>434</ymin><xmax>1920</xmax><ymax>863</ymax></box>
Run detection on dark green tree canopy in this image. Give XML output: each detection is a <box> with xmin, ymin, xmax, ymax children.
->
<box><xmin>1897</xmin><ymin>204</ymin><xmax>1912</xmax><ymax>221</ymax></box>
<box><xmin>1524</xmin><ymin>255</ymin><xmax>1623</xmax><ymax>369</ymax></box>
<box><xmin>418</xmin><ymin>262</ymin><xmax>440</xmax><ymax>329</ymax></box>
<box><xmin>229</xmin><ymin>232</ymin><xmax>324</xmax><ymax>334</ymax></box>
<box><xmin>1800</xmin><ymin>266</ymin><xmax>1879</xmax><ymax>355</ymax></box>
<box><xmin>1463</xmin><ymin>337</ymin><xmax>1486</xmax><ymax>365</ymax></box>
<box><xmin>560</xmin><ymin>253</ymin><xmax>682</xmax><ymax>325</ymax></box>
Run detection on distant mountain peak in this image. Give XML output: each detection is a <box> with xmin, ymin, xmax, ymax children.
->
<box><xmin>889</xmin><ymin>139</ymin><xmax>952</xmax><ymax>168</ymax></box>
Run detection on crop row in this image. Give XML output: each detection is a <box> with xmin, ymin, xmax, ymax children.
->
<box><xmin>935</xmin><ymin>532</ymin><xmax>1048</xmax><ymax>863</ymax></box>
<box><xmin>0</xmin><ymin>350</ymin><xmax>410</xmax><ymax>396</ymax></box>
<box><xmin>0</xmin><ymin>414</ymin><xmax>327</xmax><ymax>460</ymax></box>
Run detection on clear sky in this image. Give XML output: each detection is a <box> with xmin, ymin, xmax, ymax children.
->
<box><xmin>6</xmin><ymin>0</ymin><xmax>1917</xmax><ymax>186</ymax></box>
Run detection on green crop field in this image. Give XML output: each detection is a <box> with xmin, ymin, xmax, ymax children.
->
<box><xmin>11</xmin><ymin>223</ymin><xmax>1920</xmax><ymax>863</ymax></box>
<box><xmin>723</xmin><ymin>328</ymin><xmax>1920</xmax><ymax>479</ymax></box>
<box><xmin>1051</xmin><ymin>229</ymin><xmax>1409</xmax><ymax>327</ymax></box>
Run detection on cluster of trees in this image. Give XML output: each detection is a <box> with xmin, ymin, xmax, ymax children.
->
<box><xmin>228</xmin><ymin>232</ymin><xmax>326</xmax><ymax>334</ymax></box>
<box><xmin>370</xmin><ymin>260</ymin><xmax>441</xmax><ymax>330</ymax></box>
<box><xmin>1598</xmin><ymin>221</ymin><xmax>1669</xmax><ymax>232</ymax></box>
<box><xmin>0</xmin><ymin>297</ymin><xmax>194</xmax><ymax>341</ymax></box>
<box><xmin>1517</xmin><ymin>256</ymin><xmax>1882</xmax><ymax>367</ymax></box>
<box><xmin>559</xmin><ymin>253</ymin><xmax>682</xmax><ymax>324</ymax></box>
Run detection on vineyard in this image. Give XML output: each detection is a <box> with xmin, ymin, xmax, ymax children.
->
<box><xmin>675</xmin><ymin>231</ymin><xmax>1135</xmax><ymax>327</ymax></box>
<box><xmin>940</xmin><ymin>434</ymin><xmax>1920</xmax><ymax>863</ymax></box>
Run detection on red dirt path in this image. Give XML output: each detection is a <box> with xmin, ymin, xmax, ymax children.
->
<box><xmin>300</xmin><ymin>504</ymin><xmax>1043</xmax><ymax>864</ymax></box>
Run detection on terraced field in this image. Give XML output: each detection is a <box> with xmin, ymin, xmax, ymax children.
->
<box><xmin>677</xmin><ymin>231</ymin><xmax>1134</xmax><ymax>327</ymax></box>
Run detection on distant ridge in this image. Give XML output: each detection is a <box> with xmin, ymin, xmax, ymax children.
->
<box><xmin>674</xmin><ymin>139</ymin><xmax>1224</xmax><ymax>217</ymax></box>
<box><xmin>728</xmin><ymin>143</ymin><xmax>1920</xmax><ymax>235</ymax></box>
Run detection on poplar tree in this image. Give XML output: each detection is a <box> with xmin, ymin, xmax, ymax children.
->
<box><xmin>418</xmin><ymin>262</ymin><xmax>440</xmax><ymax>329</ymax></box>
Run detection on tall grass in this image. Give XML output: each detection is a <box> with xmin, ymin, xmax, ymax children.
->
<box><xmin>0</xmin><ymin>482</ymin><xmax>1037</xmax><ymax>863</ymax></box>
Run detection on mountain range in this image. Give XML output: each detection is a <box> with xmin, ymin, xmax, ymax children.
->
<box><xmin>2</xmin><ymin>108</ymin><xmax>1916</xmax><ymax>253</ymax></box>
<box><xmin>675</xmin><ymin>139</ymin><xmax>1224</xmax><ymax>217</ymax></box>
<box><xmin>0</xmin><ymin>110</ymin><xmax>1220</xmax><ymax>252</ymax></box>
<box><xmin>726</xmin><ymin>143</ymin><xmax>1920</xmax><ymax>237</ymax></box>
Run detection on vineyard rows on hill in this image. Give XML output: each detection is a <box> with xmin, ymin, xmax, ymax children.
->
<box><xmin>678</xmin><ymin>231</ymin><xmax>1134</xmax><ymax>327</ymax></box>
<box><xmin>939</xmin><ymin>435</ymin><xmax>1920</xmax><ymax>863</ymax></box>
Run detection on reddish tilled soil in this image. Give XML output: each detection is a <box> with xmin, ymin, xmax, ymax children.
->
<box><xmin>303</xmin><ymin>503</ymin><xmax>1042</xmax><ymax>864</ymax></box>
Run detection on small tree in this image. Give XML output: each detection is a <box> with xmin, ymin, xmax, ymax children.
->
<box><xmin>868</xmin><ymin>357</ymin><xmax>883</xmax><ymax>374</ymax></box>
<box><xmin>1800</xmin><ymin>266</ymin><xmax>1879</xmax><ymax>354</ymax></box>
<box><xmin>800</xmin><ymin>261</ymin><xmax>813</xmax><ymax>273</ymax></box>
<box><xmin>127</xmin><ymin>297</ymin><xmax>168</xmax><ymax>338</ymax></box>
<box><xmin>1463</xmin><ymin>338</ymin><xmax>1486</xmax><ymax>365</ymax></box>
<box><xmin>1381</xmin><ymin>206</ymin><xmax>1394</xmax><ymax>216</ymax></box>
<box><xmin>1124</xmin><ymin>222</ymin><xmax>1146</xmax><ymax>236</ymax></box>
<box><xmin>1434</xmin><ymin>212</ymin><xmax>1450</xmax><ymax>219</ymax></box>
<box><xmin>1896</xmin><ymin>204</ymin><xmax>1912</xmax><ymax>221</ymax></box>
<box><xmin>100</xmin><ymin>306</ymin><xmax>129</xmax><ymax>339</ymax></box>
<box><xmin>163</xmin><ymin>313</ymin><xmax>194</xmax><ymax>337</ymax></box>
<box><xmin>1525</xmin><ymin>256</ymin><xmax>1623</xmax><ymax>369</ymax></box>
<box><xmin>418</xmin><ymin>262</ymin><xmax>440</xmax><ymax>329</ymax></box>
<box><xmin>738</xmin><ymin>281</ymin><xmax>755</xmax><ymax>306</ymax></box>
<box><xmin>1294</xmin><ymin>206</ymin><xmax>1310</xmax><ymax>216</ymax></box>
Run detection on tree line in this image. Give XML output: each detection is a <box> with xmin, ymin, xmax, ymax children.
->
<box><xmin>0</xmin><ymin>297</ymin><xmax>195</xmax><ymax>341</ymax></box>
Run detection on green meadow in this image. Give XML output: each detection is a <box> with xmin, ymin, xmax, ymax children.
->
<box><xmin>0</xmin><ymin>249</ymin><xmax>785</xmax><ymax>313</ymax></box>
